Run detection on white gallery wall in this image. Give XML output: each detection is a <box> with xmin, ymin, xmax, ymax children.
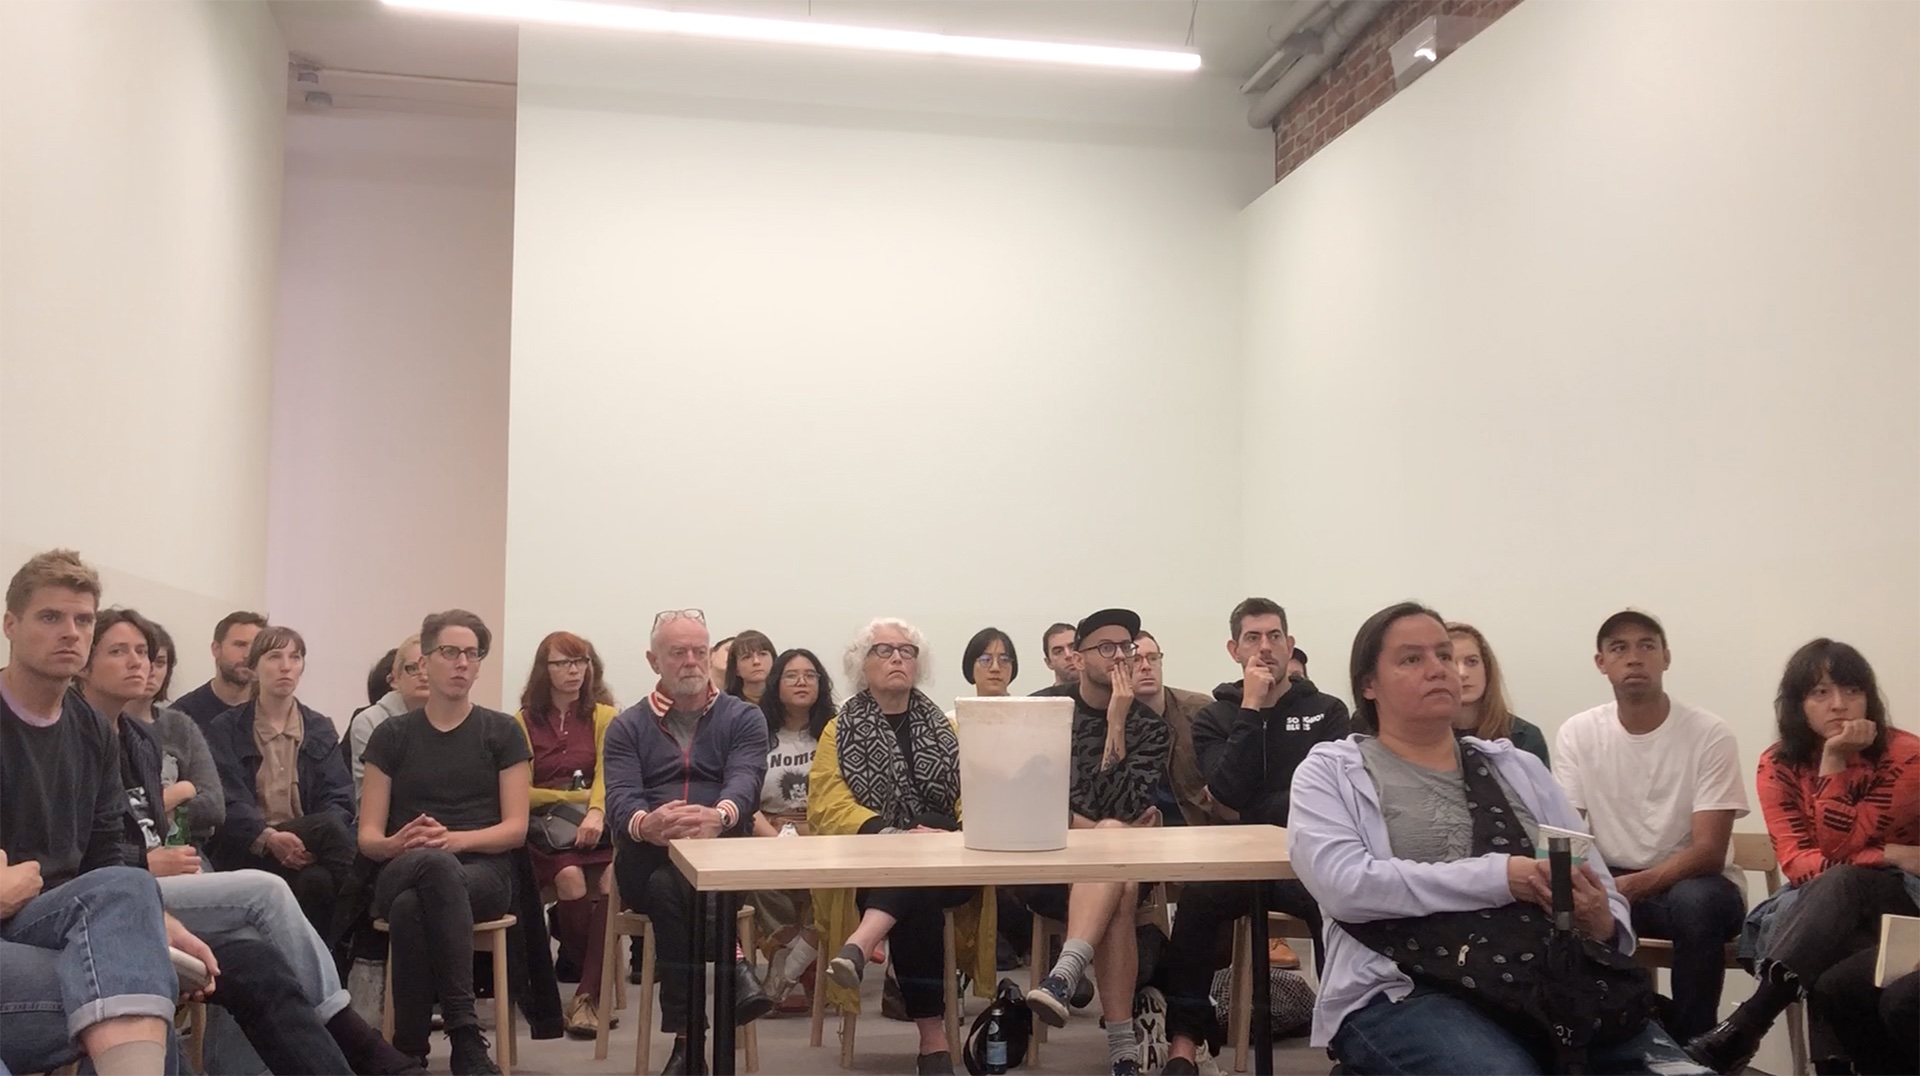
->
<box><xmin>505</xmin><ymin>28</ymin><xmax>1271</xmax><ymax>698</ymax></box>
<box><xmin>0</xmin><ymin>0</ymin><xmax>286</xmax><ymax>693</ymax></box>
<box><xmin>269</xmin><ymin>110</ymin><xmax>516</xmax><ymax>721</ymax></box>
<box><xmin>1239</xmin><ymin>3</ymin><xmax>1918</xmax><ymax>792</ymax></box>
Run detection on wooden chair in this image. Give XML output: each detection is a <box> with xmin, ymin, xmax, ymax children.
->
<box><xmin>375</xmin><ymin>915</ymin><xmax>519</xmax><ymax>1075</ymax></box>
<box><xmin>1227</xmin><ymin>911</ymin><xmax>1318</xmax><ymax>1072</ymax></box>
<box><xmin>809</xmin><ymin>908</ymin><xmax>965</xmax><ymax>1068</ymax></box>
<box><xmin>594</xmin><ymin>899</ymin><xmax>760</xmax><ymax>1075</ymax></box>
<box><xmin>1630</xmin><ymin>832</ymin><xmax>1806</xmax><ymax>1076</ymax></box>
<box><xmin>1027</xmin><ymin>884</ymin><xmax>1171</xmax><ymax>1062</ymax></box>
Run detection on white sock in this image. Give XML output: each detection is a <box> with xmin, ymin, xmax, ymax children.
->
<box><xmin>783</xmin><ymin>937</ymin><xmax>818</xmax><ymax>982</ymax></box>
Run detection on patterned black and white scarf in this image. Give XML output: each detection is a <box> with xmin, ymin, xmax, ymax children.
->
<box><xmin>835</xmin><ymin>688</ymin><xmax>961</xmax><ymax>831</ymax></box>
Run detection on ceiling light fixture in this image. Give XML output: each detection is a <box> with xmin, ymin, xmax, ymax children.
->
<box><xmin>381</xmin><ymin>0</ymin><xmax>1202</xmax><ymax>72</ymax></box>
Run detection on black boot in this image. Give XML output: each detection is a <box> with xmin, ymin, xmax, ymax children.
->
<box><xmin>446</xmin><ymin>1027</ymin><xmax>500</xmax><ymax>1076</ymax></box>
<box><xmin>734</xmin><ymin>960</ymin><xmax>775</xmax><ymax>1025</ymax></box>
<box><xmin>1686</xmin><ymin>960</ymin><xmax>1803</xmax><ymax>1075</ymax></box>
<box><xmin>661</xmin><ymin>1036</ymin><xmax>708</xmax><ymax>1076</ymax></box>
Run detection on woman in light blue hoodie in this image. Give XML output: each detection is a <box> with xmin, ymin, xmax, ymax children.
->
<box><xmin>1288</xmin><ymin>602</ymin><xmax>1709</xmax><ymax>1075</ymax></box>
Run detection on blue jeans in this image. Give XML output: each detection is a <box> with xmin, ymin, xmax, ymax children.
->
<box><xmin>159</xmin><ymin>869</ymin><xmax>352</xmax><ymax>1022</ymax></box>
<box><xmin>1331</xmin><ymin>987</ymin><xmax>1712</xmax><ymax>1075</ymax></box>
<box><xmin>1627</xmin><ymin>873</ymin><xmax>1745</xmax><ymax>1041</ymax></box>
<box><xmin>0</xmin><ymin>867</ymin><xmax>177</xmax><ymax>1070</ymax></box>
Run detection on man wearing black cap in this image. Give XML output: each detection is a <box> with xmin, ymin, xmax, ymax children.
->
<box><xmin>1159</xmin><ymin>598</ymin><xmax>1350</xmax><ymax>1076</ymax></box>
<box><xmin>1025</xmin><ymin>609</ymin><xmax>1170</xmax><ymax>1076</ymax></box>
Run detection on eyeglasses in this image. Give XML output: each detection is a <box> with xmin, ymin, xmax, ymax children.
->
<box><xmin>652</xmin><ymin>608</ymin><xmax>706</xmax><ymax>630</ymax></box>
<box><xmin>868</xmin><ymin>643</ymin><xmax>920</xmax><ymax>661</ymax></box>
<box><xmin>974</xmin><ymin>654</ymin><xmax>1014</xmax><ymax>669</ymax></box>
<box><xmin>431</xmin><ymin>645</ymin><xmax>486</xmax><ymax>663</ymax></box>
<box><xmin>1135</xmin><ymin>652</ymin><xmax>1165</xmax><ymax>667</ymax></box>
<box><xmin>400</xmin><ymin>661</ymin><xmax>422</xmax><ymax>676</ymax></box>
<box><xmin>1079</xmin><ymin>640</ymin><xmax>1138</xmax><ymax>659</ymax></box>
<box><xmin>547</xmin><ymin>657</ymin><xmax>590</xmax><ymax>671</ymax></box>
<box><xmin>780</xmin><ymin>670</ymin><xmax>820</xmax><ymax>684</ymax></box>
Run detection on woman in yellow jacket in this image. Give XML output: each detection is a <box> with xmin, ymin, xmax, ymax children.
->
<box><xmin>513</xmin><ymin>631</ymin><xmax>619</xmax><ymax>1039</ymax></box>
<box><xmin>809</xmin><ymin>618</ymin><xmax>995</xmax><ymax>1076</ymax></box>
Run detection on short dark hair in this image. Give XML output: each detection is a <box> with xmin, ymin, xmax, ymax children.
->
<box><xmin>148</xmin><ymin>618</ymin><xmax>178</xmax><ymax>701</ymax></box>
<box><xmin>1230</xmin><ymin>597</ymin><xmax>1289</xmax><ymax>640</ymax></box>
<box><xmin>1348</xmin><ymin>601</ymin><xmax>1446</xmax><ymax>734</ymax></box>
<box><xmin>762</xmin><ymin>648</ymin><xmax>837</xmax><ymax>741</ymax></box>
<box><xmin>1041</xmin><ymin>623</ymin><xmax>1074</xmax><ymax>653</ymax></box>
<box><xmin>246</xmin><ymin>625</ymin><xmax>307</xmax><ymax>668</ymax></box>
<box><xmin>368</xmin><ymin>648</ymin><xmax>398</xmax><ymax>705</ymax></box>
<box><xmin>1772</xmin><ymin>638</ymin><xmax>1889</xmax><ymax>769</ymax></box>
<box><xmin>91</xmin><ymin>607</ymin><xmax>159</xmax><ymax>664</ymax></box>
<box><xmin>961</xmin><ymin>627</ymin><xmax>1018</xmax><ymax>686</ymax></box>
<box><xmin>725</xmin><ymin>629</ymin><xmax>776</xmax><ymax>697</ymax></box>
<box><xmin>1596</xmin><ymin>609</ymin><xmax>1666</xmax><ymax>652</ymax></box>
<box><xmin>214</xmin><ymin>611</ymin><xmax>268</xmax><ymax>644</ymax></box>
<box><xmin>421</xmin><ymin>609</ymin><xmax>491</xmax><ymax>656</ymax></box>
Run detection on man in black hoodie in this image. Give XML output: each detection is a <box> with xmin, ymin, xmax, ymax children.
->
<box><xmin>1158</xmin><ymin>598</ymin><xmax>1350</xmax><ymax>1076</ymax></box>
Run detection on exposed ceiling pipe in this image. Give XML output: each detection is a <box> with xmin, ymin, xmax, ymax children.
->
<box><xmin>1245</xmin><ymin>0</ymin><xmax>1390</xmax><ymax>129</ymax></box>
<box><xmin>1238</xmin><ymin>0</ymin><xmax>1330</xmax><ymax>95</ymax></box>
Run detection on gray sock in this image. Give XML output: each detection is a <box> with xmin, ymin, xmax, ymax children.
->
<box><xmin>1106</xmin><ymin>1018</ymin><xmax>1138</xmax><ymax>1065</ymax></box>
<box><xmin>1047</xmin><ymin>938</ymin><xmax>1096</xmax><ymax>990</ymax></box>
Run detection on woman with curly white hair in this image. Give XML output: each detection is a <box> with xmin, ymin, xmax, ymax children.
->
<box><xmin>807</xmin><ymin>618</ymin><xmax>996</xmax><ymax>1076</ymax></box>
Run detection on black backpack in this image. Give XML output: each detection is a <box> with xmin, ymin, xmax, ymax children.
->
<box><xmin>963</xmin><ymin>978</ymin><xmax>1033</xmax><ymax>1074</ymax></box>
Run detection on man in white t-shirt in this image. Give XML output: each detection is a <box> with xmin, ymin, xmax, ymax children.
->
<box><xmin>1554</xmin><ymin>609</ymin><xmax>1750</xmax><ymax>1044</ymax></box>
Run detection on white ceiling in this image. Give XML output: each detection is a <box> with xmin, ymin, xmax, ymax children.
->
<box><xmin>272</xmin><ymin>0</ymin><xmax>1318</xmax><ymax>114</ymax></box>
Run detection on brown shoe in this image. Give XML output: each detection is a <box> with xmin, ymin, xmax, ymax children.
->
<box><xmin>565</xmin><ymin>994</ymin><xmax>611</xmax><ymax>1040</ymax></box>
<box><xmin>1267</xmin><ymin>940</ymin><xmax>1301</xmax><ymax>970</ymax></box>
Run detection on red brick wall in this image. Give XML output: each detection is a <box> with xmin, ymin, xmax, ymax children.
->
<box><xmin>1274</xmin><ymin>0</ymin><xmax>1524</xmax><ymax>182</ymax></box>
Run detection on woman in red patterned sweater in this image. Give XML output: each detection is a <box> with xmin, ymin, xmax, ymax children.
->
<box><xmin>1687</xmin><ymin>639</ymin><xmax>1920</xmax><ymax>1074</ymax></box>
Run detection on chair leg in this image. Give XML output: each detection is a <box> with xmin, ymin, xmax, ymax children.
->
<box><xmin>742</xmin><ymin>908</ymin><xmax>760</xmax><ymax>1074</ymax></box>
<box><xmin>596</xmin><ymin>909</ymin><xmax>621</xmax><ymax>1061</ymax></box>
<box><xmin>943</xmin><ymin>910</ymin><xmax>961</xmax><ymax>1055</ymax></box>
<box><xmin>382</xmin><ymin>941</ymin><xmax>396</xmax><ymax>1043</ymax></box>
<box><xmin>492</xmin><ymin>931</ymin><xmax>513</xmax><ymax>1076</ymax></box>
<box><xmin>187</xmin><ymin>1001</ymin><xmax>207</xmax><ymax>1073</ymax></box>
<box><xmin>809</xmin><ymin>939</ymin><xmax>828</xmax><ymax>1049</ymax></box>
<box><xmin>1230</xmin><ymin>917</ymin><xmax>1252</xmax><ymax>1073</ymax></box>
<box><xmin>839</xmin><ymin>1010</ymin><xmax>857</xmax><ymax>1069</ymax></box>
<box><xmin>1786</xmin><ymin>998</ymin><xmax>1810</xmax><ymax>1076</ymax></box>
<box><xmin>637</xmin><ymin>921</ymin><xmax>657</xmax><ymax>1076</ymax></box>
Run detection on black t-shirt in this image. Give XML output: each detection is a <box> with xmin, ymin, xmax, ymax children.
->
<box><xmin>172</xmin><ymin>681</ymin><xmax>236</xmax><ymax>728</ymax></box>
<box><xmin>362</xmin><ymin>706</ymin><xmax>531</xmax><ymax>836</ymax></box>
<box><xmin>0</xmin><ymin>690</ymin><xmax>130</xmax><ymax>886</ymax></box>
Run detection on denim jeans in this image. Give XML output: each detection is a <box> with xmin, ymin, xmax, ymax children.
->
<box><xmin>159</xmin><ymin>868</ymin><xmax>352</xmax><ymax>1022</ymax></box>
<box><xmin>1626</xmin><ymin>872</ymin><xmax>1746</xmax><ymax>1041</ymax></box>
<box><xmin>1331</xmin><ymin>987</ymin><xmax>1713</xmax><ymax>1075</ymax></box>
<box><xmin>0</xmin><ymin>867</ymin><xmax>176</xmax><ymax>1048</ymax></box>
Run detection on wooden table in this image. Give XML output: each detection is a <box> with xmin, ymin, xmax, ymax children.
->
<box><xmin>670</xmin><ymin>826</ymin><xmax>1294</xmax><ymax>1075</ymax></box>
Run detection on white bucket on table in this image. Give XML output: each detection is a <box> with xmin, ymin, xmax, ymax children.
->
<box><xmin>955</xmin><ymin>695</ymin><xmax>1072</xmax><ymax>851</ymax></box>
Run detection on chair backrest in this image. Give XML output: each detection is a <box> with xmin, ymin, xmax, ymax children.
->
<box><xmin>1730</xmin><ymin>831</ymin><xmax>1783</xmax><ymax>895</ymax></box>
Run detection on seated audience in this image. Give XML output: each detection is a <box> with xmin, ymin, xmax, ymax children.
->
<box><xmin>813</xmin><ymin>617</ymin><xmax>994</xmax><ymax>1076</ymax></box>
<box><xmin>1554</xmin><ymin>610</ymin><xmax>1750</xmax><ymax>1044</ymax></box>
<box><xmin>1687</xmin><ymin>639</ymin><xmax>1920</xmax><ymax>1073</ymax></box>
<box><xmin>512</xmin><ymin>630</ymin><xmax>617</xmax><ymax>1040</ymax></box>
<box><xmin>206</xmin><ymin>625</ymin><xmax>358</xmax><ymax>938</ymax></box>
<box><xmin>358</xmin><ymin>609</ymin><xmax>531</xmax><ymax>1076</ymax></box>
<box><xmin>1027</xmin><ymin>609</ymin><xmax>1171</xmax><ymax>1076</ymax></box>
<box><xmin>367</xmin><ymin>648</ymin><xmax>398</xmax><ymax>706</ymax></box>
<box><xmin>1161</xmin><ymin>598</ymin><xmax>1351</xmax><ymax>1073</ymax></box>
<box><xmin>1447</xmin><ymin>621</ymin><xmax>1550</xmax><ymax>766</ymax></box>
<box><xmin>0</xmin><ymin>552</ymin><xmax>186</xmax><ymax>1076</ymax></box>
<box><xmin>347</xmin><ymin>633</ymin><xmax>430</xmax><ymax>801</ymax></box>
<box><xmin>961</xmin><ymin>626</ymin><xmax>1018</xmax><ymax>700</ymax></box>
<box><xmin>752</xmin><ymin>648</ymin><xmax>835</xmax><ymax>1013</ymax></box>
<box><xmin>1293</xmin><ymin>600</ymin><xmax>1705</xmax><ymax>1074</ymax></box>
<box><xmin>603</xmin><ymin>608</ymin><xmax>772</xmax><ymax>1075</ymax></box>
<box><xmin>121</xmin><ymin>617</ymin><xmax>225</xmax><ymax>847</ymax></box>
<box><xmin>1036</xmin><ymin>621</ymin><xmax>1080</xmax><ymax>692</ymax></box>
<box><xmin>710</xmin><ymin>635</ymin><xmax>735</xmax><ymax>694</ymax></box>
<box><xmin>1132</xmin><ymin>629</ymin><xmax>1221</xmax><ymax>826</ymax></box>
<box><xmin>171</xmin><ymin>609</ymin><xmax>267</xmax><ymax>727</ymax></box>
<box><xmin>723</xmin><ymin>628</ymin><xmax>775</xmax><ymax>706</ymax></box>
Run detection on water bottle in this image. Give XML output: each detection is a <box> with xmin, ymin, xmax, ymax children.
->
<box><xmin>983</xmin><ymin>1002</ymin><xmax>1008</xmax><ymax>1074</ymax></box>
<box><xmin>569</xmin><ymin>769</ymin><xmax>586</xmax><ymax>792</ymax></box>
<box><xmin>165</xmin><ymin>804</ymin><xmax>191</xmax><ymax>847</ymax></box>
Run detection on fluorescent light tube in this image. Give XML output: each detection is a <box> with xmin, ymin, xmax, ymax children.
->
<box><xmin>382</xmin><ymin>0</ymin><xmax>1203</xmax><ymax>72</ymax></box>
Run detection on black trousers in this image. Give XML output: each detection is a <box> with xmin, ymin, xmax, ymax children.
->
<box><xmin>1769</xmin><ymin>865</ymin><xmax>1919</xmax><ymax>1059</ymax></box>
<box><xmin>208</xmin><ymin>934</ymin><xmax>353</xmax><ymax>1074</ymax></box>
<box><xmin>1809</xmin><ymin>949</ymin><xmax>1919</xmax><ymax>1076</ymax></box>
<box><xmin>370</xmin><ymin>849</ymin><xmax>514</xmax><ymax>1054</ymax></box>
<box><xmin>241</xmin><ymin>812</ymin><xmax>359</xmax><ymax>942</ymax></box>
<box><xmin>1162</xmin><ymin>879</ymin><xmax>1321</xmax><ymax>1047</ymax></box>
<box><xmin>855</xmin><ymin>887</ymin><xmax>975</xmax><ymax>1020</ymax></box>
<box><xmin>614</xmin><ymin>842</ymin><xmax>711</xmax><ymax>1035</ymax></box>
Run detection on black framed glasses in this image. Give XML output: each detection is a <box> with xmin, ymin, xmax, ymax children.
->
<box><xmin>868</xmin><ymin>643</ymin><xmax>920</xmax><ymax>661</ymax></box>
<box><xmin>546</xmin><ymin>657</ymin><xmax>590</xmax><ymax>671</ymax></box>
<box><xmin>1080</xmin><ymin>640</ymin><xmax>1138</xmax><ymax>659</ymax></box>
<box><xmin>431</xmin><ymin>644</ymin><xmax>486</xmax><ymax>662</ymax></box>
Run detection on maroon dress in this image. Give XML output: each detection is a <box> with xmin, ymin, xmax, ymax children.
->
<box><xmin>522</xmin><ymin>705</ymin><xmax>614</xmax><ymax>889</ymax></box>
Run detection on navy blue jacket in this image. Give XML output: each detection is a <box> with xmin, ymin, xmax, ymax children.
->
<box><xmin>205</xmin><ymin>701</ymin><xmax>354</xmax><ymax>865</ymax></box>
<box><xmin>603</xmin><ymin>689</ymin><xmax>767</xmax><ymax>841</ymax></box>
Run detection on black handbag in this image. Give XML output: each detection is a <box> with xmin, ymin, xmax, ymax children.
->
<box><xmin>1339</xmin><ymin>744</ymin><xmax>1656</xmax><ymax>1073</ymax></box>
<box><xmin>528</xmin><ymin>802</ymin><xmax>606</xmax><ymax>855</ymax></box>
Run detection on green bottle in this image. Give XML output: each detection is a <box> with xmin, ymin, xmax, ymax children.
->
<box><xmin>165</xmin><ymin>804</ymin><xmax>191</xmax><ymax>846</ymax></box>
